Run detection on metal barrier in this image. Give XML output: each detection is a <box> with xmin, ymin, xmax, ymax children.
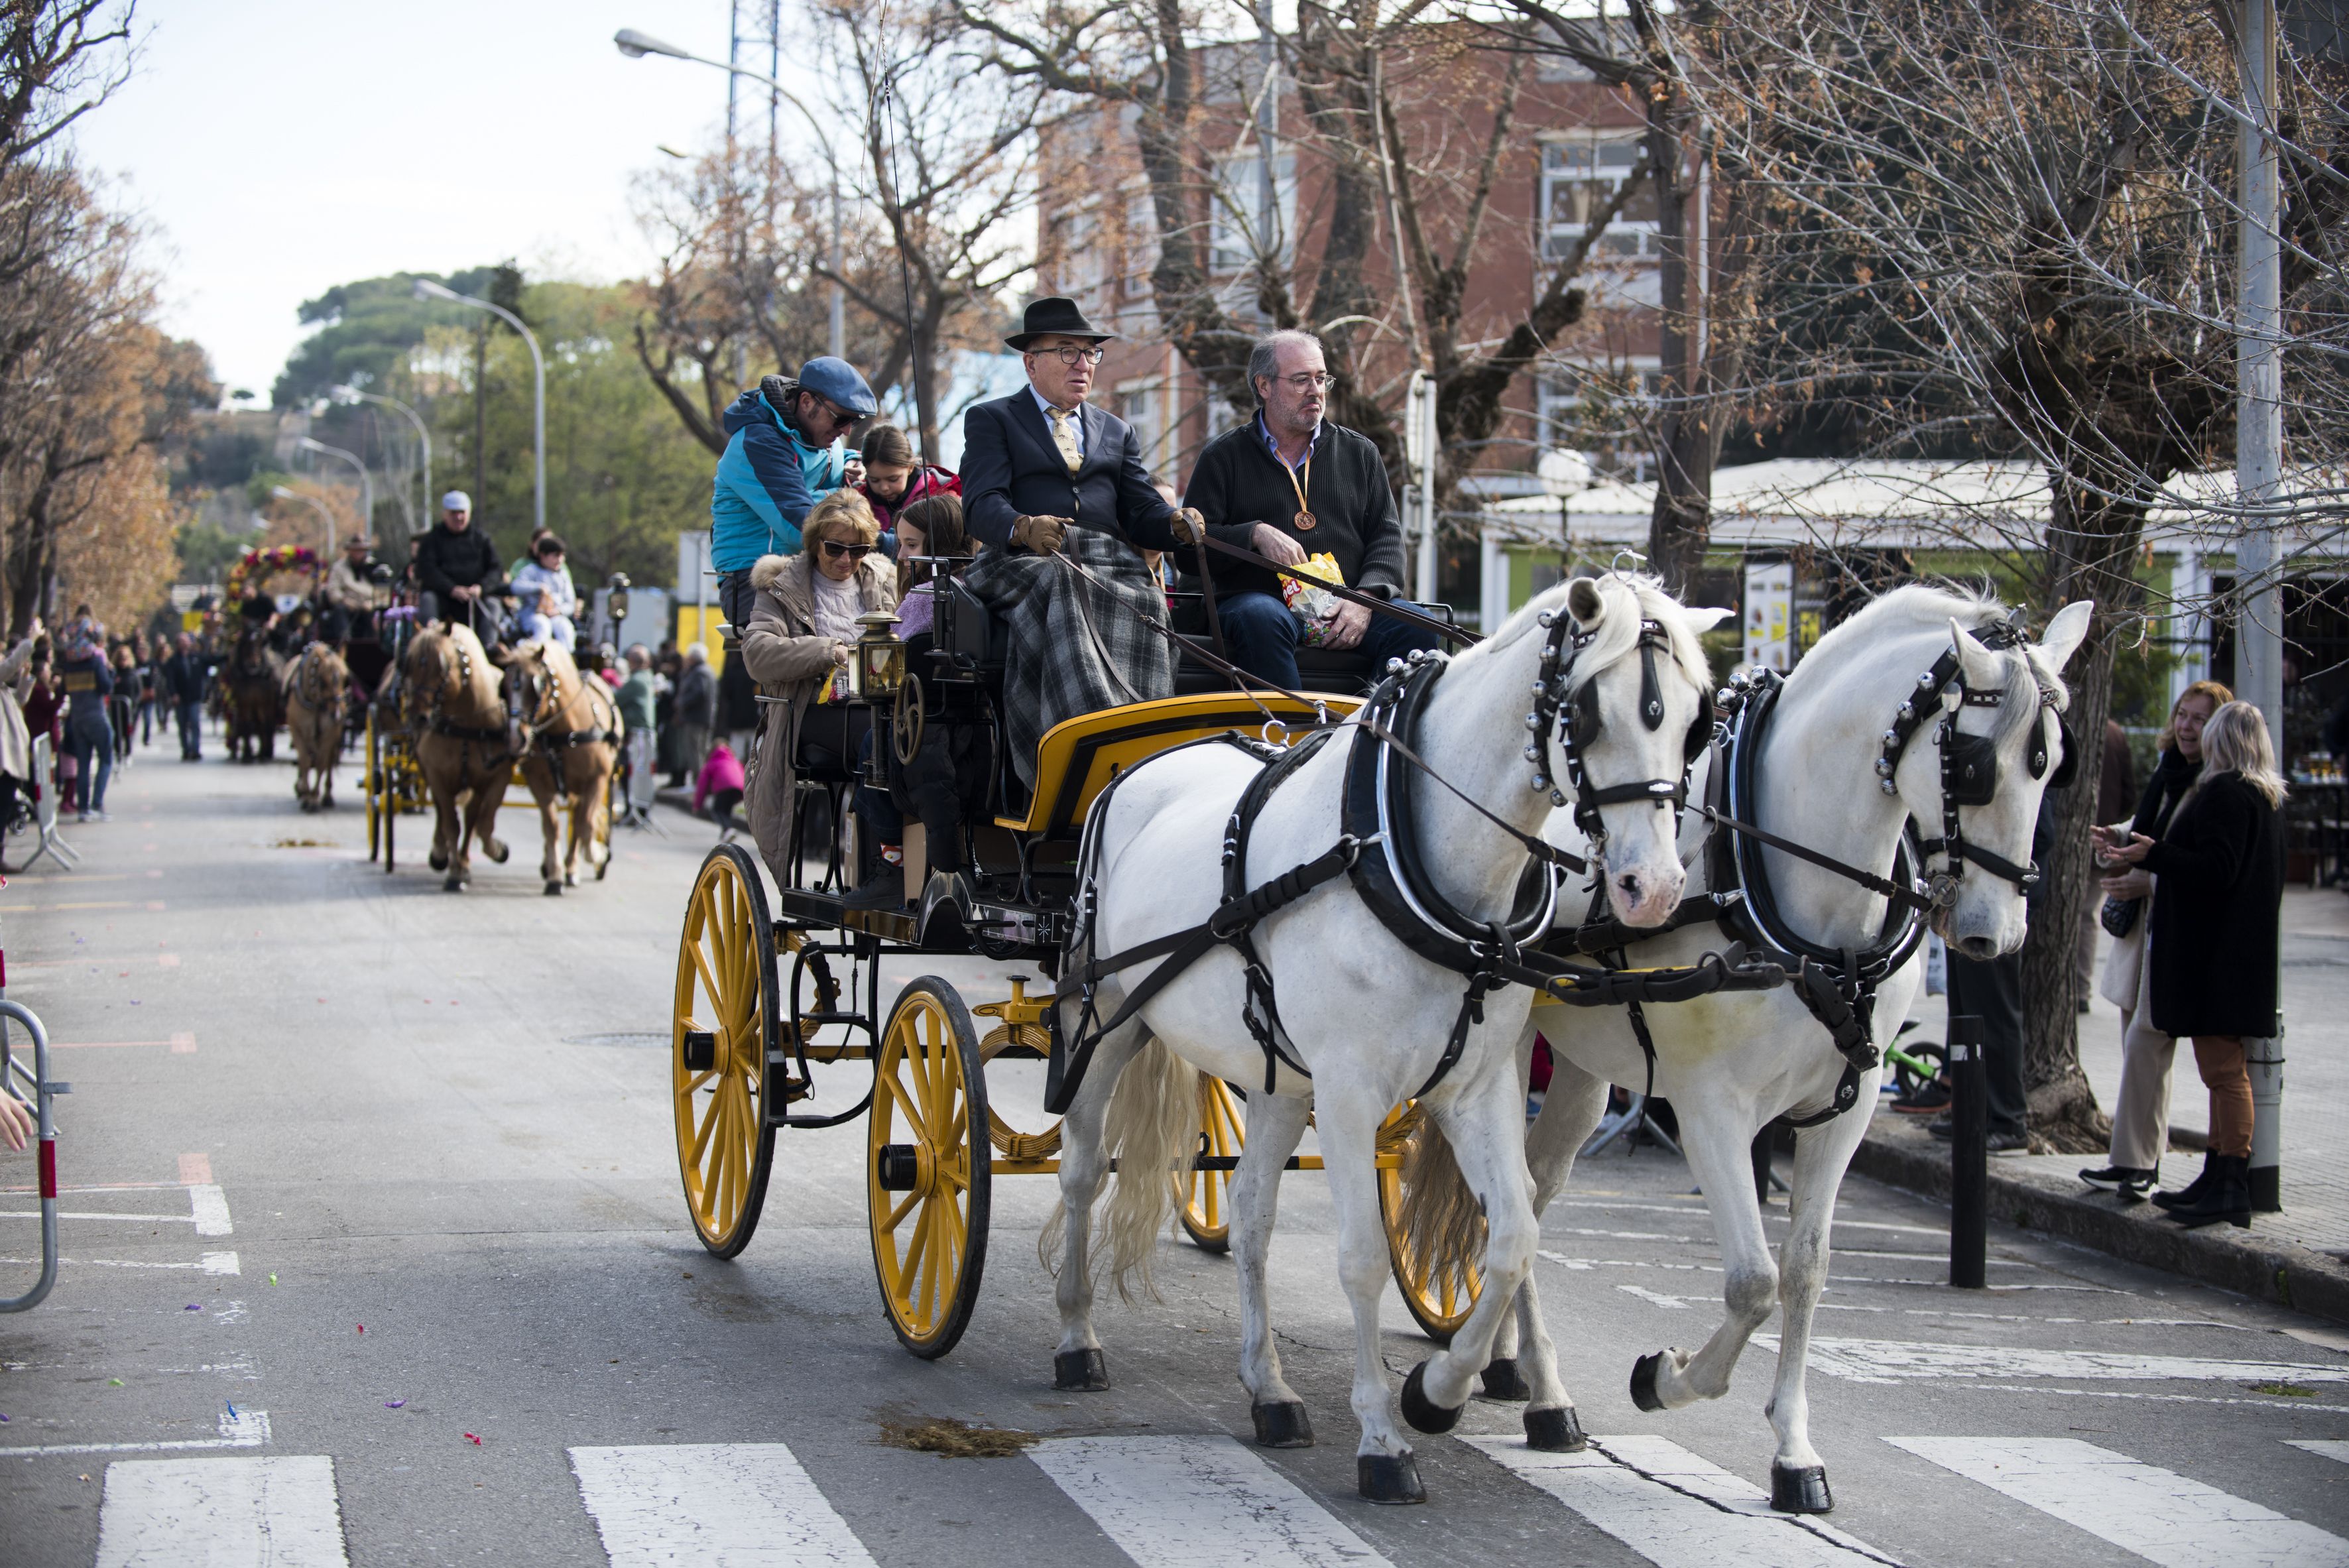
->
<box><xmin>0</xmin><ymin>996</ymin><xmax>61</xmax><ymax>1311</ymax></box>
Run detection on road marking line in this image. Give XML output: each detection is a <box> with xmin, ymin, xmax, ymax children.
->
<box><xmin>157</xmin><ymin>951</ymin><xmax>178</xmax><ymax>965</ymax></box>
<box><xmin>179</xmin><ymin>1152</ymin><xmax>212</xmax><ymax>1184</ymax></box>
<box><xmin>1031</xmin><ymin>1434</ymin><xmax>1392</xmax><ymax>1568</ymax></box>
<box><xmin>1888</xmin><ymin>1436</ymin><xmax>2349</xmax><ymax>1568</ymax></box>
<box><xmin>1777</xmin><ymin>1337</ymin><xmax>2349</xmax><ymax>1386</ymax></box>
<box><xmin>2288</xmin><ymin>1440</ymin><xmax>2349</xmax><ymax>1465</ymax></box>
<box><xmin>172</xmin><ymin>1031</ymin><xmax>196</xmax><ymax>1054</ymax></box>
<box><xmin>570</xmin><ymin>1443</ymin><xmax>877</xmax><ymax>1566</ymax></box>
<box><xmin>0</xmin><ymin>1250</ymin><xmax>239</xmax><ymax>1274</ymax></box>
<box><xmin>1618</xmin><ymin>1285</ymin><xmax>1693</xmax><ymax>1309</ymax></box>
<box><xmin>1463</xmin><ymin>1435</ymin><xmax>1898</xmax><ymax>1567</ymax></box>
<box><xmin>5</xmin><ymin>1405</ymin><xmax>271</xmax><ymax>1458</ymax></box>
<box><xmin>188</xmin><ymin>1183</ymin><xmax>232</xmax><ymax>1236</ymax></box>
<box><xmin>95</xmin><ymin>1453</ymin><xmax>345</xmax><ymax>1567</ymax></box>
<box><xmin>0</xmin><ymin>1211</ymin><xmax>194</xmax><ymax>1223</ymax></box>
<box><xmin>50</xmin><ymin>1035</ymin><xmax>195</xmax><ymax>1052</ymax></box>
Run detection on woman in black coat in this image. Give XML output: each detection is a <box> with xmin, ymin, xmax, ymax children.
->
<box><xmin>2100</xmin><ymin>699</ymin><xmax>2287</xmax><ymax>1229</ymax></box>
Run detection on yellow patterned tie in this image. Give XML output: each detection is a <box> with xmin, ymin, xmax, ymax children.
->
<box><xmin>1048</xmin><ymin>406</ymin><xmax>1081</xmax><ymax>473</ymax></box>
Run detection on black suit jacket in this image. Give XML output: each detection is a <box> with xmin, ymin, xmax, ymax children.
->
<box><xmin>960</xmin><ymin>391</ymin><xmax>1179</xmax><ymax>553</ymax></box>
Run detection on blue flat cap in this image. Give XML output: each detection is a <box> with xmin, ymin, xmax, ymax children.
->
<box><xmin>797</xmin><ymin>356</ymin><xmax>877</xmax><ymax>418</ymax></box>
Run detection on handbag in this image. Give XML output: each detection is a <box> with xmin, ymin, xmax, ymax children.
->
<box><xmin>2100</xmin><ymin>894</ymin><xmax>2140</xmax><ymax>939</ymax></box>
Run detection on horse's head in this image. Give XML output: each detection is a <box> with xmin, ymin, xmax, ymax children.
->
<box><xmin>1551</xmin><ymin>574</ymin><xmax>1730</xmax><ymax>928</ymax></box>
<box><xmin>1884</xmin><ymin>600</ymin><xmax>2093</xmax><ymax>959</ymax></box>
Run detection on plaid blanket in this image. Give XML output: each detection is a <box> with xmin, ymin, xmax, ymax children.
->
<box><xmin>963</xmin><ymin>526</ymin><xmax>1174</xmax><ymax>788</ymax></box>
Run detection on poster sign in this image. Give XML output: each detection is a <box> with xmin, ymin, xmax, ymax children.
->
<box><xmin>1744</xmin><ymin>560</ymin><xmax>1794</xmax><ymax>671</ymax></box>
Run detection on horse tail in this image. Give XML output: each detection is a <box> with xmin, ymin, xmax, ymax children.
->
<box><xmin>1396</xmin><ymin>1111</ymin><xmax>1486</xmax><ymax>1301</ymax></box>
<box><xmin>1039</xmin><ymin>1035</ymin><xmax>1200</xmax><ymax>1303</ymax></box>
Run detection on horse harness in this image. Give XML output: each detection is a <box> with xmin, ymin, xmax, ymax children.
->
<box><xmin>1050</xmin><ymin>611</ymin><xmax>1774</xmax><ymax>1113</ymax></box>
<box><xmin>420</xmin><ymin>636</ymin><xmax>513</xmax><ymax>776</ymax></box>
<box><xmin>506</xmin><ymin>656</ymin><xmax>618</xmax><ymax>802</ymax></box>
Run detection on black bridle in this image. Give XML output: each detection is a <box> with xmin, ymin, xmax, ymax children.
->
<box><xmin>1527</xmin><ymin>609</ymin><xmax>1716</xmax><ymax>847</ymax></box>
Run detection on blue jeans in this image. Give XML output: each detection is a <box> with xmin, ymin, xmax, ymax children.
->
<box><xmin>176</xmin><ymin>699</ymin><xmax>204</xmax><ymax>758</ymax></box>
<box><xmin>69</xmin><ymin>719</ymin><xmax>113</xmax><ymax>813</ymax></box>
<box><xmin>1214</xmin><ymin>589</ymin><xmax>1443</xmax><ymax>692</ymax></box>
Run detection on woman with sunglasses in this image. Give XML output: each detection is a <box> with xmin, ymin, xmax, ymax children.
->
<box><xmin>739</xmin><ymin>489</ymin><xmax>902</xmax><ymax>905</ymax></box>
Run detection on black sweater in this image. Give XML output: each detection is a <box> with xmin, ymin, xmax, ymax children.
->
<box><xmin>2142</xmin><ymin>771</ymin><xmax>2284</xmax><ymax>1039</ymax></box>
<box><xmin>1181</xmin><ymin>418</ymin><xmax>1407</xmax><ymax>603</ymax></box>
<box><xmin>414</xmin><ymin>522</ymin><xmax>507</xmax><ymax>603</ymax></box>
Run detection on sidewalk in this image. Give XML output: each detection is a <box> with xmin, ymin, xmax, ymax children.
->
<box><xmin>1854</xmin><ymin>885</ymin><xmax>2349</xmax><ymax>1321</ymax></box>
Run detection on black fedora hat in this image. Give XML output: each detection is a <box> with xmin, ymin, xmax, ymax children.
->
<box><xmin>1005</xmin><ymin>296</ymin><xmax>1115</xmax><ymax>351</ymax></box>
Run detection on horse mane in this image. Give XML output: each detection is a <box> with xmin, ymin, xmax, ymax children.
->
<box><xmin>1797</xmin><ymin>581</ymin><xmax>2063</xmax><ymax>716</ymax></box>
<box><xmin>1469</xmin><ymin>572</ymin><xmax>1716</xmax><ymax>696</ymax></box>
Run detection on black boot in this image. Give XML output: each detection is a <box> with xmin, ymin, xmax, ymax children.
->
<box><xmin>2165</xmin><ymin>1154</ymin><xmax>2250</xmax><ymax>1229</ymax></box>
<box><xmin>844</xmin><ymin>843</ymin><xmax>906</xmax><ymax>910</ymax></box>
<box><xmin>2151</xmin><ymin>1150</ymin><xmax>2214</xmax><ymax>1211</ymax></box>
<box><xmin>2080</xmin><ymin>1165</ymin><xmax>2157</xmax><ymax>1199</ymax></box>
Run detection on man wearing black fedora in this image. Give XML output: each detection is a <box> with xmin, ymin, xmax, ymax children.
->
<box><xmin>958</xmin><ymin>298</ymin><xmax>1208</xmax><ymax>784</ymax></box>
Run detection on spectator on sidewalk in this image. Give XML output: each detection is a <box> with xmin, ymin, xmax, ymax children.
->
<box><xmin>1933</xmin><ymin>788</ymin><xmax>2060</xmax><ymax>1154</ymax></box>
<box><xmin>161</xmin><ymin>632</ymin><xmax>210</xmax><ymax>761</ymax></box>
<box><xmin>2079</xmin><ymin>681</ymin><xmax>2228</xmax><ymax>1199</ymax></box>
<box><xmin>0</xmin><ymin>621</ymin><xmax>40</xmax><ymax>833</ymax></box>
<box><xmin>615</xmin><ymin>644</ymin><xmax>657</xmax><ymax>827</ymax></box>
<box><xmin>2100</xmin><ymin>699</ymin><xmax>2286</xmax><ymax>1229</ymax></box>
<box><xmin>58</xmin><ymin>624</ymin><xmax>114</xmax><ymax>821</ymax></box>
<box><xmin>670</xmin><ymin>643</ymin><xmax>717</xmax><ymax>787</ymax></box>
<box><xmin>2077</xmin><ymin>718</ymin><xmax>2136</xmax><ymax>1008</ymax></box>
<box><xmin>693</xmin><ymin>739</ymin><xmax>746</xmax><ymax>838</ymax></box>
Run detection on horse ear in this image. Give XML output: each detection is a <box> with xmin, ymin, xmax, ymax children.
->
<box><xmin>2036</xmin><ymin>601</ymin><xmax>2092</xmax><ymax>673</ymax></box>
<box><xmin>1949</xmin><ymin>617</ymin><xmax>2003</xmax><ymax>691</ymax></box>
<box><xmin>1681</xmin><ymin>605</ymin><xmax>1734</xmax><ymax>635</ymax></box>
<box><xmin>1565</xmin><ymin>576</ymin><xmax>1606</xmax><ymax>629</ymax></box>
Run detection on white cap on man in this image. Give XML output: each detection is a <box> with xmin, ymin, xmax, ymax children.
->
<box><xmin>441</xmin><ymin>490</ymin><xmax>471</xmax><ymax>513</ymax></box>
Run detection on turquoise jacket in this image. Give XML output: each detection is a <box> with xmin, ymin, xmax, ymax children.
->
<box><xmin>711</xmin><ymin>385</ymin><xmax>848</xmax><ymax>572</ymax></box>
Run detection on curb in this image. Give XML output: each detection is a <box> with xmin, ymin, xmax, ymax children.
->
<box><xmin>1852</xmin><ymin>1116</ymin><xmax>2349</xmax><ymax>1327</ymax></box>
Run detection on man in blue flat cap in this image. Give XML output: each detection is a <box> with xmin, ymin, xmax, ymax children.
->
<box><xmin>711</xmin><ymin>355</ymin><xmax>877</xmax><ymax>633</ymax></box>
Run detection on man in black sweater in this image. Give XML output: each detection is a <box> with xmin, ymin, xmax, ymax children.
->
<box><xmin>414</xmin><ymin>490</ymin><xmax>509</xmax><ymax>644</ymax></box>
<box><xmin>1182</xmin><ymin>329</ymin><xmax>1438</xmax><ymax>689</ymax></box>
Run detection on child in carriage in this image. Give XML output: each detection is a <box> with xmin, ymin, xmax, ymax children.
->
<box><xmin>511</xmin><ymin>534</ymin><xmax>579</xmax><ymax>648</ymax></box>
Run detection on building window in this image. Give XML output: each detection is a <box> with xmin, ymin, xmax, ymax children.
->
<box><xmin>1117</xmin><ymin>378</ymin><xmax>1166</xmax><ymax>477</ymax></box>
<box><xmin>1121</xmin><ymin>188</ymin><xmax>1157</xmax><ymax>291</ymax></box>
<box><xmin>1211</xmin><ymin>152</ymin><xmax>1297</xmax><ymax>272</ymax></box>
<box><xmin>1055</xmin><ymin>204</ymin><xmax>1105</xmax><ymax>309</ymax></box>
<box><xmin>1541</xmin><ymin>135</ymin><xmax>1657</xmax><ymax>261</ymax></box>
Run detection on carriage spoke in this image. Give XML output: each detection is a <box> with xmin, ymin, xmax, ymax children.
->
<box><xmin>878</xmin><ymin>1188</ymin><xmax>920</xmax><ymax>1235</ymax></box>
<box><xmin>878</xmin><ymin>1066</ymin><xmax>930</xmax><ymax>1144</ymax></box>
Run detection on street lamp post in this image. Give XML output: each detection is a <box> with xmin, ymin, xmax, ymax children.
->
<box><xmin>271</xmin><ymin>485</ymin><xmax>340</xmax><ymax>558</ymax></box>
<box><xmin>615</xmin><ymin>27</ymin><xmax>845</xmax><ymax>361</ymax></box>
<box><xmin>414</xmin><ymin>278</ymin><xmax>546</xmax><ymax>536</ymax></box>
<box><xmin>294</xmin><ymin>438</ymin><xmax>370</xmax><ymax>555</ymax></box>
<box><xmin>331</xmin><ymin>385</ymin><xmax>432</xmax><ymax>536</ymax></box>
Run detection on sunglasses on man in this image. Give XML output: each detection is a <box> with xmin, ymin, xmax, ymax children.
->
<box><xmin>819</xmin><ymin>540</ymin><xmax>874</xmax><ymax>560</ymax></box>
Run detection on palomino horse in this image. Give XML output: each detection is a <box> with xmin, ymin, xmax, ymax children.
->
<box><xmin>223</xmin><ymin>626</ymin><xmax>284</xmax><ymax>762</ymax></box>
<box><xmin>403</xmin><ymin>621</ymin><xmax>514</xmax><ymax>892</ymax></box>
<box><xmin>503</xmin><ymin>640</ymin><xmax>621</xmax><ymax>895</ymax></box>
<box><xmin>1050</xmin><ymin>574</ymin><xmax>1725</xmax><ymax>1502</ymax></box>
<box><xmin>282</xmin><ymin>642</ymin><xmax>348</xmax><ymax>812</ymax></box>
<box><xmin>1410</xmin><ymin>585</ymin><xmax>2091</xmax><ymax>1513</ymax></box>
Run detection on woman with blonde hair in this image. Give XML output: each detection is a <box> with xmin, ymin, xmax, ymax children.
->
<box><xmin>2098</xmin><ymin>699</ymin><xmax>2286</xmax><ymax>1228</ymax></box>
<box><xmin>739</xmin><ymin>487</ymin><xmax>900</xmax><ymax>906</ymax></box>
<box><xmin>2079</xmin><ymin>679</ymin><xmax>2229</xmax><ymax>1197</ymax></box>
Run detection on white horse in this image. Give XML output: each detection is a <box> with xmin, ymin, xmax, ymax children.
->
<box><xmin>1050</xmin><ymin>573</ymin><xmax>1727</xmax><ymax>1503</ymax></box>
<box><xmin>1422</xmin><ymin>585</ymin><xmax>2091</xmax><ymax>1512</ymax></box>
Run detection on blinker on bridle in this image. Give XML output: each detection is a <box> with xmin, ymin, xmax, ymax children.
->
<box><xmin>1523</xmin><ymin>604</ymin><xmax>1716</xmax><ymax>845</ymax></box>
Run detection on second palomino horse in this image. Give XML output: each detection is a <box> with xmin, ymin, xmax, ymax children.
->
<box><xmin>404</xmin><ymin>621</ymin><xmax>514</xmax><ymax>892</ymax></box>
<box><xmin>1410</xmin><ymin>585</ymin><xmax>2090</xmax><ymax>1512</ymax></box>
<box><xmin>1048</xmin><ymin>573</ymin><xmax>1728</xmax><ymax>1502</ymax></box>
<box><xmin>503</xmin><ymin>640</ymin><xmax>621</xmax><ymax>894</ymax></box>
<box><xmin>282</xmin><ymin>642</ymin><xmax>348</xmax><ymax>812</ymax></box>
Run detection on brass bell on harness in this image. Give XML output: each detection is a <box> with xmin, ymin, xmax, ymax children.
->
<box><xmin>847</xmin><ymin>608</ymin><xmax>906</xmax><ymax>700</ymax></box>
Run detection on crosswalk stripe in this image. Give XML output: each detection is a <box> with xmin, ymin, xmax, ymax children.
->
<box><xmin>570</xmin><ymin>1443</ymin><xmax>878</xmax><ymax>1567</ymax></box>
<box><xmin>1029</xmin><ymin>1434</ymin><xmax>1392</xmax><ymax>1568</ymax></box>
<box><xmin>1462</xmin><ymin>1435</ymin><xmax>1897</xmax><ymax>1567</ymax></box>
<box><xmin>1888</xmin><ymin>1437</ymin><xmax>2349</xmax><ymax>1568</ymax></box>
<box><xmin>1785</xmin><ymin>1336</ymin><xmax>2349</xmax><ymax>1386</ymax></box>
<box><xmin>2289</xmin><ymin>1439</ymin><xmax>2349</xmax><ymax>1466</ymax></box>
<box><xmin>95</xmin><ymin>1455</ymin><xmax>348</xmax><ymax>1567</ymax></box>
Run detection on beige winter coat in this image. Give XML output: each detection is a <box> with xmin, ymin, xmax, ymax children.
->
<box><xmin>0</xmin><ymin>636</ymin><xmax>36</xmax><ymax>781</ymax></box>
<box><xmin>741</xmin><ymin>551</ymin><xmax>896</xmax><ymax>884</ymax></box>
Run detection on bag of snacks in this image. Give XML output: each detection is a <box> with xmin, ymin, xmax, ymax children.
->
<box><xmin>1281</xmin><ymin>553</ymin><xmax>1345</xmax><ymax>645</ymax></box>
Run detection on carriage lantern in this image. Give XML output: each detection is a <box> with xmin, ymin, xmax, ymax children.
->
<box><xmin>605</xmin><ymin>572</ymin><xmax>632</xmax><ymax>627</ymax></box>
<box><xmin>848</xmin><ymin>608</ymin><xmax>906</xmax><ymax>700</ymax></box>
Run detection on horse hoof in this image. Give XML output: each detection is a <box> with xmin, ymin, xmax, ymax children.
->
<box><xmin>564</xmin><ymin>870</ymin><xmax>577</xmax><ymax>887</ymax></box>
<box><xmin>483</xmin><ymin>837</ymin><xmax>509</xmax><ymax>864</ymax></box>
<box><xmin>442</xmin><ymin>876</ymin><xmax>466</xmax><ymax>892</ymax></box>
<box><xmin>1524</xmin><ymin>1406</ymin><xmax>1587</xmax><ymax>1453</ymax></box>
<box><xmin>544</xmin><ymin>880</ymin><xmax>563</xmax><ymax>896</ymax></box>
<box><xmin>1480</xmin><ymin>1357</ymin><xmax>1532</xmax><ymax>1402</ymax></box>
<box><xmin>1053</xmin><ymin>1348</ymin><xmax>1109</xmax><ymax>1392</ymax></box>
<box><xmin>1771</xmin><ymin>1463</ymin><xmax>1833</xmax><ymax>1514</ymax></box>
<box><xmin>1400</xmin><ymin>1362</ymin><xmax>1463</xmax><ymax>1435</ymax></box>
<box><xmin>1630</xmin><ymin>1352</ymin><xmax>1667</xmax><ymax>1413</ymax></box>
<box><xmin>1356</xmin><ymin>1453</ymin><xmax>1425</xmax><ymax>1505</ymax></box>
<box><xmin>1250</xmin><ymin>1400</ymin><xmax>1313</xmax><ymax>1449</ymax></box>
<box><xmin>428</xmin><ymin>850</ymin><xmax>449</xmax><ymax>873</ymax></box>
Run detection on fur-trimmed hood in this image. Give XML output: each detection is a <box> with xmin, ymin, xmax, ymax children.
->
<box><xmin>749</xmin><ymin>552</ymin><xmax>796</xmax><ymax>594</ymax></box>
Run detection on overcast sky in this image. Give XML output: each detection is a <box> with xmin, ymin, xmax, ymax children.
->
<box><xmin>71</xmin><ymin>1</ymin><xmax>772</xmax><ymax>400</ymax></box>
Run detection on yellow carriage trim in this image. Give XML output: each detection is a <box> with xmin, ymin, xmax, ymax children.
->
<box><xmin>997</xmin><ymin>690</ymin><xmax>1364</xmax><ymax>839</ymax></box>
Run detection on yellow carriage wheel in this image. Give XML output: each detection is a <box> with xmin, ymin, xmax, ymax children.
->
<box><xmin>868</xmin><ymin>977</ymin><xmax>990</xmax><ymax>1359</ymax></box>
<box><xmin>1378</xmin><ymin>1103</ymin><xmax>1482</xmax><ymax>1345</ymax></box>
<box><xmin>363</xmin><ymin>710</ymin><xmax>380</xmax><ymax>861</ymax></box>
<box><xmin>672</xmin><ymin>843</ymin><xmax>780</xmax><ymax>1258</ymax></box>
<box><xmin>1177</xmin><ymin>1079</ymin><xmax>1244</xmax><ymax>1252</ymax></box>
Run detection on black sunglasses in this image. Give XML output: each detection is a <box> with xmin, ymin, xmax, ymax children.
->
<box><xmin>819</xmin><ymin>540</ymin><xmax>873</xmax><ymax>560</ymax></box>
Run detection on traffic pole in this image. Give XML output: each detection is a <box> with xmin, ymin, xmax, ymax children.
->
<box><xmin>2249</xmin><ymin>1034</ymin><xmax>2284</xmax><ymax>1211</ymax></box>
<box><xmin>1947</xmin><ymin>1013</ymin><xmax>1987</xmax><ymax>1290</ymax></box>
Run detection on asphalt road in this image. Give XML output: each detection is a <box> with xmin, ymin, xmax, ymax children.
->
<box><xmin>3</xmin><ymin>735</ymin><xmax>2348</xmax><ymax>1565</ymax></box>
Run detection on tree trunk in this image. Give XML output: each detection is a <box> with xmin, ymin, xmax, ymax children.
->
<box><xmin>1643</xmin><ymin>96</ymin><xmax>1709</xmax><ymax>593</ymax></box>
